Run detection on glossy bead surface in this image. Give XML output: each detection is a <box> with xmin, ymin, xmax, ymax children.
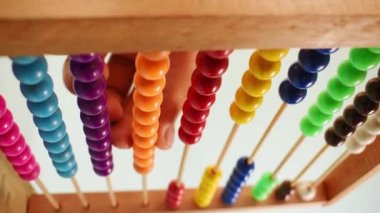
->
<box><xmin>135</xmin><ymin>53</ymin><xmax>170</xmax><ymax>80</ymax></box>
<box><xmin>343</xmin><ymin>105</ymin><xmax>367</xmax><ymax>127</ymax></box>
<box><xmin>191</xmin><ymin>69</ymin><xmax>222</xmax><ymax>95</ymax></box>
<box><xmin>353</xmin><ymin>92</ymin><xmax>379</xmax><ymax>115</ymax></box>
<box><xmin>0</xmin><ymin>124</ymin><xmax>20</xmax><ymax>146</ymax></box>
<box><xmin>80</xmin><ymin>110</ymin><xmax>108</xmax><ymax>129</ymax></box>
<box><xmin>140</xmin><ymin>51</ymin><xmax>170</xmax><ymax>61</ymax></box>
<box><xmin>257</xmin><ymin>49</ymin><xmax>289</xmax><ymax>62</ymax></box>
<box><xmin>27</xmin><ymin>94</ymin><xmax>58</xmax><ymax>118</ymax></box>
<box><xmin>316</xmin><ymin>48</ymin><xmax>338</xmax><ymax>55</ymax></box>
<box><xmin>365</xmin><ymin>78</ymin><xmax>380</xmax><ymax>103</ymax></box>
<box><xmin>345</xmin><ymin>137</ymin><xmax>366</xmax><ymax>154</ymax></box>
<box><xmin>132</xmin><ymin>120</ymin><xmax>159</xmax><ymax>138</ymax></box>
<box><xmin>182</xmin><ymin>101</ymin><xmax>210</xmax><ymax>123</ymax></box>
<box><xmin>307</xmin><ymin>104</ymin><xmax>332</xmax><ymax>127</ymax></box>
<box><xmin>12</xmin><ymin>57</ymin><xmax>47</xmax><ymax>85</ymax></box>
<box><xmin>194</xmin><ymin>166</ymin><xmax>222</xmax><ymax>208</ymax></box>
<box><xmin>83</xmin><ymin>123</ymin><xmax>109</xmax><ymax>141</ymax></box>
<box><xmin>300</xmin><ymin>117</ymin><xmax>322</xmax><ymax>137</ymax></box>
<box><xmin>0</xmin><ymin>96</ymin><xmax>6</xmax><ymax>117</ymax></box>
<box><xmin>0</xmin><ymin>110</ymin><xmax>13</xmax><ymax>135</ymax></box>
<box><xmin>180</xmin><ymin>117</ymin><xmax>206</xmax><ymax>136</ymax></box>
<box><xmin>298</xmin><ymin>50</ymin><xmax>330</xmax><ymax>73</ymax></box>
<box><xmin>235</xmin><ymin>87</ymin><xmax>263</xmax><ymax>112</ymax></box>
<box><xmin>178</xmin><ymin>127</ymin><xmax>202</xmax><ymax>145</ymax></box>
<box><xmin>316</xmin><ymin>91</ymin><xmax>343</xmax><ymax>114</ymax></box>
<box><xmin>20</xmin><ymin>75</ymin><xmax>53</xmax><ymax>102</ymax></box>
<box><xmin>133</xmin><ymin>92</ymin><xmax>163</xmax><ymax>112</ymax></box>
<box><xmin>196</xmin><ymin>52</ymin><xmax>229</xmax><ymax>78</ymax></box>
<box><xmin>249</xmin><ymin>52</ymin><xmax>281</xmax><ymax>80</ymax></box>
<box><xmin>337</xmin><ymin>61</ymin><xmax>366</xmax><ymax>87</ymax></box>
<box><xmin>251</xmin><ymin>172</ymin><xmax>278</xmax><ymax>201</ymax></box>
<box><xmin>74</xmin><ymin>78</ymin><xmax>106</xmax><ymax>100</ymax></box>
<box><xmin>69</xmin><ymin>57</ymin><xmax>103</xmax><ymax>82</ymax></box>
<box><xmin>327</xmin><ymin>77</ymin><xmax>355</xmax><ymax>101</ymax></box>
<box><xmin>275</xmin><ymin>180</ymin><xmax>294</xmax><ymax>201</ymax></box>
<box><xmin>33</xmin><ymin>109</ymin><xmax>62</xmax><ymax>131</ymax></box>
<box><xmin>38</xmin><ymin>123</ymin><xmax>66</xmax><ymax>143</ymax></box>
<box><xmin>10</xmin><ymin>56</ymin><xmax>38</xmax><ymax>65</ymax></box>
<box><xmin>187</xmin><ymin>88</ymin><xmax>215</xmax><ymax>110</ymax></box>
<box><xmin>70</xmin><ymin>54</ymin><xmax>97</xmax><ymax>63</ymax></box>
<box><xmin>279</xmin><ymin>80</ymin><xmax>306</xmax><ymax>104</ymax></box>
<box><xmin>241</xmin><ymin>71</ymin><xmax>271</xmax><ymax>97</ymax></box>
<box><xmin>44</xmin><ymin>135</ymin><xmax>70</xmax><ymax>154</ymax></box>
<box><xmin>49</xmin><ymin>146</ymin><xmax>74</xmax><ymax>163</ymax></box>
<box><xmin>230</xmin><ymin>102</ymin><xmax>255</xmax><ymax>124</ymax></box>
<box><xmin>132</xmin><ymin>132</ymin><xmax>157</xmax><ymax>149</ymax></box>
<box><xmin>333</xmin><ymin>117</ymin><xmax>355</xmax><ymax>138</ymax></box>
<box><xmin>362</xmin><ymin>116</ymin><xmax>380</xmax><ymax>135</ymax></box>
<box><xmin>134</xmin><ymin>73</ymin><xmax>165</xmax><ymax>97</ymax></box>
<box><xmin>368</xmin><ymin>48</ymin><xmax>380</xmax><ymax>54</ymax></box>
<box><xmin>325</xmin><ymin>127</ymin><xmax>345</xmax><ymax>147</ymax></box>
<box><xmin>132</xmin><ymin>107</ymin><xmax>160</xmax><ymax>126</ymax></box>
<box><xmin>206</xmin><ymin>50</ymin><xmax>233</xmax><ymax>59</ymax></box>
<box><xmin>349</xmin><ymin>48</ymin><xmax>380</xmax><ymax>71</ymax></box>
<box><xmin>1</xmin><ymin>135</ymin><xmax>26</xmax><ymax>156</ymax></box>
<box><xmin>77</xmin><ymin>94</ymin><xmax>106</xmax><ymax>116</ymax></box>
<box><xmin>288</xmin><ymin>63</ymin><xmax>317</xmax><ymax>89</ymax></box>
<box><xmin>166</xmin><ymin>180</ymin><xmax>185</xmax><ymax>209</ymax></box>
<box><xmin>87</xmin><ymin>136</ymin><xmax>111</xmax><ymax>152</ymax></box>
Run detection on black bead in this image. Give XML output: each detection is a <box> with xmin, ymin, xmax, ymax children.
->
<box><xmin>365</xmin><ymin>78</ymin><xmax>380</xmax><ymax>103</ymax></box>
<box><xmin>353</xmin><ymin>92</ymin><xmax>379</xmax><ymax>115</ymax></box>
<box><xmin>333</xmin><ymin>116</ymin><xmax>355</xmax><ymax>138</ymax></box>
<box><xmin>325</xmin><ymin>127</ymin><xmax>345</xmax><ymax>147</ymax></box>
<box><xmin>275</xmin><ymin>180</ymin><xmax>294</xmax><ymax>201</ymax></box>
<box><xmin>343</xmin><ymin>105</ymin><xmax>367</xmax><ymax>127</ymax></box>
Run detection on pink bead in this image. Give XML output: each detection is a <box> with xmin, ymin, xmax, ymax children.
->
<box><xmin>0</xmin><ymin>95</ymin><xmax>6</xmax><ymax>117</ymax></box>
<box><xmin>196</xmin><ymin>52</ymin><xmax>229</xmax><ymax>78</ymax></box>
<box><xmin>206</xmin><ymin>50</ymin><xmax>233</xmax><ymax>59</ymax></box>
<box><xmin>0</xmin><ymin>110</ymin><xmax>14</xmax><ymax>135</ymax></box>
<box><xmin>7</xmin><ymin>146</ymin><xmax>32</xmax><ymax>166</ymax></box>
<box><xmin>0</xmin><ymin>124</ymin><xmax>20</xmax><ymax>146</ymax></box>
<box><xmin>187</xmin><ymin>87</ymin><xmax>216</xmax><ymax>110</ymax></box>
<box><xmin>180</xmin><ymin>117</ymin><xmax>206</xmax><ymax>135</ymax></box>
<box><xmin>182</xmin><ymin>101</ymin><xmax>210</xmax><ymax>123</ymax></box>
<box><xmin>14</xmin><ymin>156</ymin><xmax>37</xmax><ymax>174</ymax></box>
<box><xmin>1</xmin><ymin>135</ymin><xmax>26</xmax><ymax>157</ymax></box>
<box><xmin>20</xmin><ymin>164</ymin><xmax>40</xmax><ymax>181</ymax></box>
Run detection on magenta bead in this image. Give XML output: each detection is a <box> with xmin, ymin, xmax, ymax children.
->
<box><xmin>14</xmin><ymin>156</ymin><xmax>37</xmax><ymax>174</ymax></box>
<box><xmin>206</xmin><ymin>50</ymin><xmax>233</xmax><ymax>59</ymax></box>
<box><xmin>0</xmin><ymin>124</ymin><xmax>20</xmax><ymax>146</ymax></box>
<box><xmin>77</xmin><ymin>94</ymin><xmax>106</xmax><ymax>116</ymax></box>
<box><xmin>0</xmin><ymin>110</ymin><xmax>14</xmax><ymax>134</ymax></box>
<box><xmin>7</xmin><ymin>146</ymin><xmax>32</xmax><ymax>166</ymax></box>
<box><xmin>191</xmin><ymin>69</ymin><xmax>222</xmax><ymax>95</ymax></box>
<box><xmin>180</xmin><ymin>117</ymin><xmax>206</xmax><ymax>135</ymax></box>
<box><xmin>196</xmin><ymin>52</ymin><xmax>229</xmax><ymax>78</ymax></box>
<box><xmin>20</xmin><ymin>164</ymin><xmax>40</xmax><ymax>181</ymax></box>
<box><xmin>80</xmin><ymin>110</ymin><xmax>109</xmax><ymax>129</ymax></box>
<box><xmin>187</xmin><ymin>87</ymin><xmax>216</xmax><ymax>110</ymax></box>
<box><xmin>86</xmin><ymin>136</ymin><xmax>111</xmax><ymax>152</ymax></box>
<box><xmin>1</xmin><ymin>135</ymin><xmax>26</xmax><ymax>157</ymax></box>
<box><xmin>74</xmin><ymin>78</ymin><xmax>106</xmax><ymax>100</ymax></box>
<box><xmin>178</xmin><ymin>127</ymin><xmax>202</xmax><ymax>145</ymax></box>
<box><xmin>182</xmin><ymin>101</ymin><xmax>210</xmax><ymax>123</ymax></box>
<box><xmin>0</xmin><ymin>96</ymin><xmax>6</xmax><ymax>117</ymax></box>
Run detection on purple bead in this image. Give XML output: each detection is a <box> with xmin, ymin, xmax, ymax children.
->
<box><xmin>93</xmin><ymin>163</ymin><xmax>113</xmax><ymax>176</ymax></box>
<box><xmin>83</xmin><ymin>123</ymin><xmax>110</xmax><ymax>140</ymax></box>
<box><xmin>74</xmin><ymin>77</ymin><xmax>106</xmax><ymax>101</ymax></box>
<box><xmin>91</xmin><ymin>156</ymin><xmax>113</xmax><ymax>170</ymax></box>
<box><xmin>70</xmin><ymin>57</ymin><xmax>104</xmax><ymax>83</ymax></box>
<box><xmin>0</xmin><ymin>95</ymin><xmax>6</xmax><ymax>117</ymax></box>
<box><xmin>7</xmin><ymin>146</ymin><xmax>32</xmax><ymax>166</ymax></box>
<box><xmin>70</xmin><ymin>54</ymin><xmax>97</xmax><ymax>63</ymax></box>
<box><xmin>80</xmin><ymin>110</ymin><xmax>109</xmax><ymax>129</ymax></box>
<box><xmin>0</xmin><ymin>110</ymin><xmax>14</xmax><ymax>135</ymax></box>
<box><xmin>20</xmin><ymin>164</ymin><xmax>40</xmax><ymax>181</ymax></box>
<box><xmin>89</xmin><ymin>148</ymin><xmax>112</xmax><ymax>161</ymax></box>
<box><xmin>77</xmin><ymin>94</ymin><xmax>106</xmax><ymax>115</ymax></box>
<box><xmin>87</xmin><ymin>136</ymin><xmax>111</xmax><ymax>152</ymax></box>
<box><xmin>1</xmin><ymin>135</ymin><xmax>26</xmax><ymax>157</ymax></box>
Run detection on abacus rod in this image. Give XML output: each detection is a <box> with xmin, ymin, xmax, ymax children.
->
<box><xmin>272</xmin><ymin>135</ymin><xmax>305</xmax><ymax>177</ymax></box>
<box><xmin>70</xmin><ymin>176</ymin><xmax>89</xmax><ymax>208</ymax></box>
<box><xmin>142</xmin><ymin>174</ymin><xmax>149</xmax><ymax>206</ymax></box>
<box><xmin>176</xmin><ymin>144</ymin><xmax>190</xmax><ymax>186</ymax></box>
<box><xmin>247</xmin><ymin>103</ymin><xmax>288</xmax><ymax>164</ymax></box>
<box><xmin>313</xmin><ymin>150</ymin><xmax>350</xmax><ymax>187</ymax></box>
<box><xmin>105</xmin><ymin>176</ymin><xmax>118</xmax><ymax>207</ymax></box>
<box><xmin>292</xmin><ymin>144</ymin><xmax>330</xmax><ymax>184</ymax></box>
<box><xmin>214</xmin><ymin>123</ymin><xmax>240</xmax><ymax>171</ymax></box>
<box><xmin>34</xmin><ymin>178</ymin><xmax>60</xmax><ymax>210</ymax></box>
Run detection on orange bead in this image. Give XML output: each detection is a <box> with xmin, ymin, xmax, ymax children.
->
<box><xmin>133</xmin><ymin>92</ymin><xmax>163</xmax><ymax>112</ymax></box>
<box><xmin>256</xmin><ymin>49</ymin><xmax>289</xmax><ymax>62</ymax></box>
<box><xmin>132</xmin><ymin>106</ymin><xmax>161</xmax><ymax>125</ymax></box>
<box><xmin>134</xmin><ymin>163</ymin><xmax>154</xmax><ymax>174</ymax></box>
<box><xmin>241</xmin><ymin>71</ymin><xmax>271</xmax><ymax>97</ymax></box>
<box><xmin>132</xmin><ymin>132</ymin><xmax>157</xmax><ymax>149</ymax></box>
<box><xmin>230</xmin><ymin>102</ymin><xmax>255</xmax><ymax>124</ymax></box>
<box><xmin>249</xmin><ymin>52</ymin><xmax>281</xmax><ymax>80</ymax></box>
<box><xmin>141</xmin><ymin>51</ymin><xmax>171</xmax><ymax>61</ymax></box>
<box><xmin>134</xmin><ymin>73</ymin><xmax>166</xmax><ymax>97</ymax></box>
<box><xmin>135</xmin><ymin>53</ymin><xmax>170</xmax><ymax>80</ymax></box>
<box><xmin>134</xmin><ymin>155</ymin><xmax>154</xmax><ymax>168</ymax></box>
<box><xmin>133</xmin><ymin>145</ymin><xmax>155</xmax><ymax>159</ymax></box>
<box><xmin>132</xmin><ymin>120</ymin><xmax>159</xmax><ymax>138</ymax></box>
<box><xmin>235</xmin><ymin>87</ymin><xmax>263</xmax><ymax>112</ymax></box>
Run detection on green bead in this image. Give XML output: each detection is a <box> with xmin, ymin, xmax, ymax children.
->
<box><xmin>251</xmin><ymin>172</ymin><xmax>278</xmax><ymax>201</ymax></box>
<box><xmin>307</xmin><ymin>104</ymin><xmax>332</xmax><ymax>127</ymax></box>
<box><xmin>316</xmin><ymin>91</ymin><xmax>343</xmax><ymax>114</ymax></box>
<box><xmin>368</xmin><ymin>47</ymin><xmax>380</xmax><ymax>54</ymax></box>
<box><xmin>337</xmin><ymin>60</ymin><xmax>367</xmax><ymax>87</ymax></box>
<box><xmin>349</xmin><ymin>48</ymin><xmax>380</xmax><ymax>71</ymax></box>
<box><xmin>300</xmin><ymin>117</ymin><xmax>322</xmax><ymax>137</ymax></box>
<box><xmin>327</xmin><ymin>77</ymin><xmax>355</xmax><ymax>101</ymax></box>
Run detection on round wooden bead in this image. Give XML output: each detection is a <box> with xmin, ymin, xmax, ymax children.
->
<box><xmin>241</xmin><ymin>71</ymin><xmax>271</xmax><ymax>97</ymax></box>
<box><xmin>74</xmin><ymin>78</ymin><xmax>106</xmax><ymax>100</ymax></box>
<box><xmin>70</xmin><ymin>57</ymin><xmax>103</xmax><ymax>82</ymax></box>
<box><xmin>368</xmin><ymin>48</ymin><xmax>380</xmax><ymax>54</ymax></box>
<box><xmin>197</xmin><ymin>52</ymin><xmax>229</xmax><ymax>78</ymax></box>
<box><xmin>187</xmin><ymin>87</ymin><xmax>216</xmax><ymax>110</ymax></box>
<box><xmin>345</xmin><ymin>137</ymin><xmax>366</xmax><ymax>154</ymax></box>
<box><xmin>132</xmin><ymin>132</ymin><xmax>157</xmax><ymax>149</ymax></box>
<box><xmin>0</xmin><ymin>95</ymin><xmax>6</xmax><ymax>118</ymax></box>
<box><xmin>352</xmin><ymin>128</ymin><xmax>376</xmax><ymax>145</ymax></box>
<box><xmin>325</xmin><ymin>127</ymin><xmax>345</xmax><ymax>147</ymax></box>
<box><xmin>20</xmin><ymin>75</ymin><xmax>54</xmax><ymax>102</ymax></box>
<box><xmin>300</xmin><ymin>117</ymin><xmax>322</xmax><ymax>137</ymax></box>
<box><xmin>349</xmin><ymin>48</ymin><xmax>380</xmax><ymax>71</ymax></box>
<box><xmin>180</xmin><ymin>117</ymin><xmax>206</xmax><ymax>136</ymax></box>
<box><xmin>295</xmin><ymin>182</ymin><xmax>316</xmax><ymax>201</ymax></box>
<box><xmin>316</xmin><ymin>91</ymin><xmax>343</xmax><ymax>114</ymax></box>
<box><xmin>230</xmin><ymin>102</ymin><xmax>255</xmax><ymax>125</ymax></box>
<box><xmin>206</xmin><ymin>50</ymin><xmax>233</xmax><ymax>59</ymax></box>
<box><xmin>333</xmin><ymin>117</ymin><xmax>355</xmax><ymax>138</ymax></box>
<box><xmin>12</xmin><ymin>57</ymin><xmax>47</xmax><ymax>85</ymax></box>
<box><xmin>298</xmin><ymin>49</ymin><xmax>330</xmax><ymax>73</ymax></box>
<box><xmin>182</xmin><ymin>101</ymin><xmax>210</xmax><ymax>123</ymax></box>
<box><xmin>132</xmin><ymin>107</ymin><xmax>160</xmax><ymax>126</ymax></box>
<box><xmin>249</xmin><ymin>52</ymin><xmax>281</xmax><ymax>80</ymax></box>
<box><xmin>343</xmin><ymin>105</ymin><xmax>367</xmax><ymax>127</ymax></box>
<box><xmin>135</xmin><ymin>53</ymin><xmax>170</xmax><ymax>80</ymax></box>
<box><xmin>365</xmin><ymin>78</ymin><xmax>380</xmax><ymax>103</ymax></box>
<box><xmin>133</xmin><ymin>92</ymin><xmax>163</xmax><ymax>112</ymax></box>
<box><xmin>279</xmin><ymin>80</ymin><xmax>306</xmax><ymax>104</ymax></box>
<box><xmin>134</xmin><ymin>73</ymin><xmax>166</xmax><ymax>97</ymax></box>
<box><xmin>353</xmin><ymin>92</ymin><xmax>379</xmax><ymax>115</ymax></box>
<box><xmin>178</xmin><ymin>127</ymin><xmax>202</xmax><ymax>145</ymax></box>
<box><xmin>362</xmin><ymin>116</ymin><xmax>380</xmax><ymax>135</ymax></box>
<box><xmin>0</xmin><ymin>110</ymin><xmax>14</xmax><ymax>135</ymax></box>
<box><xmin>191</xmin><ymin>68</ymin><xmax>222</xmax><ymax>95</ymax></box>
<box><xmin>33</xmin><ymin>109</ymin><xmax>63</xmax><ymax>131</ymax></box>
<box><xmin>140</xmin><ymin>51</ymin><xmax>170</xmax><ymax>61</ymax></box>
<box><xmin>256</xmin><ymin>49</ymin><xmax>289</xmax><ymax>62</ymax></box>
<box><xmin>307</xmin><ymin>104</ymin><xmax>332</xmax><ymax>127</ymax></box>
<box><xmin>316</xmin><ymin>48</ymin><xmax>338</xmax><ymax>55</ymax></box>
<box><xmin>132</xmin><ymin>120</ymin><xmax>159</xmax><ymax>138</ymax></box>
<box><xmin>235</xmin><ymin>87</ymin><xmax>263</xmax><ymax>112</ymax></box>
<box><xmin>327</xmin><ymin>77</ymin><xmax>355</xmax><ymax>101</ymax></box>
<box><xmin>337</xmin><ymin>60</ymin><xmax>367</xmax><ymax>87</ymax></box>
<box><xmin>77</xmin><ymin>94</ymin><xmax>106</xmax><ymax>116</ymax></box>
<box><xmin>275</xmin><ymin>180</ymin><xmax>294</xmax><ymax>201</ymax></box>
<box><xmin>288</xmin><ymin>63</ymin><xmax>318</xmax><ymax>89</ymax></box>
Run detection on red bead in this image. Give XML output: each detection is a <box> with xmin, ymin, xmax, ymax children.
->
<box><xmin>180</xmin><ymin>117</ymin><xmax>206</xmax><ymax>135</ymax></box>
<box><xmin>166</xmin><ymin>180</ymin><xmax>185</xmax><ymax>209</ymax></box>
<box><xmin>182</xmin><ymin>101</ymin><xmax>210</xmax><ymax>123</ymax></box>
<box><xmin>206</xmin><ymin>50</ymin><xmax>233</xmax><ymax>59</ymax></box>
<box><xmin>191</xmin><ymin>69</ymin><xmax>222</xmax><ymax>95</ymax></box>
<box><xmin>178</xmin><ymin>127</ymin><xmax>201</xmax><ymax>145</ymax></box>
<box><xmin>196</xmin><ymin>52</ymin><xmax>229</xmax><ymax>78</ymax></box>
<box><xmin>187</xmin><ymin>87</ymin><xmax>216</xmax><ymax>110</ymax></box>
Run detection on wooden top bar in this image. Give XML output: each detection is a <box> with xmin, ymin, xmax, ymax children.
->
<box><xmin>0</xmin><ymin>0</ymin><xmax>379</xmax><ymax>55</ymax></box>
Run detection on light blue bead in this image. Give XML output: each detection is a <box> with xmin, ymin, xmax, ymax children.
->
<box><xmin>43</xmin><ymin>134</ymin><xmax>70</xmax><ymax>154</ymax></box>
<box><xmin>49</xmin><ymin>146</ymin><xmax>73</xmax><ymax>163</ymax></box>
<box><xmin>56</xmin><ymin>162</ymin><xmax>78</xmax><ymax>178</ymax></box>
<box><xmin>38</xmin><ymin>123</ymin><xmax>67</xmax><ymax>143</ymax></box>
<box><xmin>53</xmin><ymin>155</ymin><xmax>77</xmax><ymax>172</ymax></box>
<box><xmin>33</xmin><ymin>108</ymin><xmax>62</xmax><ymax>131</ymax></box>
<box><xmin>27</xmin><ymin>93</ymin><xmax>58</xmax><ymax>118</ymax></box>
<box><xmin>10</xmin><ymin>56</ymin><xmax>38</xmax><ymax>65</ymax></box>
<box><xmin>12</xmin><ymin>57</ymin><xmax>47</xmax><ymax>85</ymax></box>
<box><xmin>20</xmin><ymin>75</ymin><xmax>53</xmax><ymax>102</ymax></box>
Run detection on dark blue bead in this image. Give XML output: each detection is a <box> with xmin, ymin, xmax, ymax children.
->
<box><xmin>279</xmin><ymin>80</ymin><xmax>307</xmax><ymax>104</ymax></box>
<box><xmin>316</xmin><ymin>48</ymin><xmax>339</xmax><ymax>55</ymax></box>
<box><xmin>12</xmin><ymin>57</ymin><xmax>47</xmax><ymax>85</ymax></box>
<box><xmin>10</xmin><ymin>56</ymin><xmax>38</xmax><ymax>65</ymax></box>
<box><xmin>56</xmin><ymin>163</ymin><xmax>78</xmax><ymax>178</ymax></box>
<box><xmin>38</xmin><ymin>123</ymin><xmax>67</xmax><ymax>143</ymax></box>
<box><xmin>288</xmin><ymin>63</ymin><xmax>318</xmax><ymax>89</ymax></box>
<box><xmin>298</xmin><ymin>49</ymin><xmax>330</xmax><ymax>73</ymax></box>
<box><xmin>27</xmin><ymin>93</ymin><xmax>58</xmax><ymax>118</ymax></box>
<box><xmin>33</xmin><ymin>108</ymin><xmax>62</xmax><ymax>131</ymax></box>
<box><xmin>43</xmin><ymin>134</ymin><xmax>70</xmax><ymax>154</ymax></box>
<box><xmin>70</xmin><ymin>57</ymin><xmax>104</xmax><ymax>83</ymax></box>
<box><xmin>49</xmin><ymin>146</ymin><xmax>74</xmax><ymax>163</ymax></box>
<box><xmin>20</xmin><ymin>75</ymin><xmax>54</xmax><ymax>102</ymax></box>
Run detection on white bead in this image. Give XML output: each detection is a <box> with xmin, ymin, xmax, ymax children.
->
<box><xmin>346</xmin><ymin>137</ymin><xmax>366</xmax><ymax>154</ymax></box>
<box><xmin>363</xmin><ymin>116</ymin><xmax>380</xmax><ymax>135</ymax></box>
<box><xmin>353</xmin><ymin>128</ymin><xmax>376</xmax><ymax>145</ymax></box>
<box><xmin>296</xmin><ymin>182</ymin><xmax>316</xmax><ymax>201</ymax></box>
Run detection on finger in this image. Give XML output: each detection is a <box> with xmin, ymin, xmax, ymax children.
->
<box><xmin>107</xmin><ymin>54</ymin><xmax>136</xmax><ymax>95</ymax></box>
<box><xmin>106</xmin><ymin>88</ymin><xmax>124</xmax><ymax>123</ymax></box>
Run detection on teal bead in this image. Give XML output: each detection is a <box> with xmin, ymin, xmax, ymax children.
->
<box><xmin>327</xmin><ymin>77</ymin><xmax>355</xmax><ymax>101</ymax></box>
<box><xmin>349</xmin><ymin>48</ymin><xmax>380</xmax><ymax>71</ymax></box>
<box><xmin>20</xmin><ymin>75</ymin><xmax>54</xmax><ymax>102</ymax></box>
<box><xmin>53</xmin><ymin>156</ymin><xmax>77</xmax><ymax>172</ymax></box>
<box><xmin>33</xmin><ymin>109</ymin><xmax>62</xmax><ymax>131</ymax></box>
<box><xmin>337</xmin><ymin>60</ymin><xmax>367</xmax><ymax>87</ymax></box>
<box><xmin>307</xmin><ymin>104</ymin><xmax>332</xmax><ymax>127</ymax></box>
<box><xmin>49</xmin><ymin>146</ymin><xmax>74</xmax><ymax>163</ymax></box>
<box><xmin>10</xmin><ymin>56</ymin><xmax>38</xmax><ymax>65</ymax></box>
<box><xmin>316</xmin><ymin>91</ymin><xmax>343</xmax><ymax>114</ymax></box>
<box><xmin>38</xmin><ymin>123</ymin><xmax>67</xmax><ymax>143</ymax></box>
<box><xmin>368</xmin><ymin>47</ymin><xmax>380</xmax><ymax>54</ymax></box>
<box><xmin>27</xmin><ymin>93</ymin><xmax>58</xmax><ymax>118</ymax></box>
<box><xmin>300</xmin><ymin>117</ymin><xmax>322</xmax><ymax>137</ymax></box>
<box><xmin>57</xmin><ymin>163</ymin><xmax>77</xmax><ymax>178</ymax></box>
<box><xmin>43</xmin><ymin>134</ymin><xmax>70</xmax><ymax>154</ymax></box>
<box><xmin>12</xmin><ymin>57</ymin><xmax>47</xmax><ymax>85</ymax></box>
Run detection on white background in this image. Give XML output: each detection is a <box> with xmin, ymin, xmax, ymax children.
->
<box><xmin>0</xmin><ymin>48</ymin><xmax>379</xmax><ymax>212</ymax></box>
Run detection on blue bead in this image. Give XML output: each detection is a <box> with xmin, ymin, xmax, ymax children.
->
<box><xmin>38</xmin><ymin>123</ymin><xmax>67</xmax><ymax>143</ymax></box>
<box><xmin>10</xmin><ymin>56</ymin><xmax>38</xmax><ymax>65</ymax></box>
<box><xmin>316</xmin><ymin>48</ymin><xmax>339</xmax><ymax>55</ymax></box>
<box><xmin>12</xmin><ymin>57</ymin><xmax>47</xmax><ymax>85</ymax></box>
<box><xmin>279</xmin><ymin>80</ymin><xmax>307</xmax><ymax>104</ymax></box>
<box><xmin>27</xmin><ymin>93</ymin><xmax>58</xmax><ymax>118</ymax></box>
<box><xmin>298</xmin><ymin>49</ymin><xmax>330</xmax><ymax>73</ymax></box>
<box><xmin>20</xmin><ymin>75</ymin><xmax>53</xmax><ymax>102</ymax></box>
<box><xmin>57</xmin><ymin>162</ymin><xmax>78</xmax><ymax>178</ymax></box>
<box><xmin>53</xmin><ymin>155</ymin><xmax>77</xmax><ymax>172</ymax></box>
<box><xmin>49</xmin><ymin>146</ymin><xmax>73</xmax><ymax>163</ymax></box>
<box><xmin>43</xmin><ymin>134</ymin><xmax>70</xmax><ymax>154</ymax></box>
<box><xmin>288</xmin><ymin>63</ymin><xmax>318</xmax><ymax>89</ymax></box>
<box><xmin>33</xmin><ymin>109</ymin><xmax>62</xmax><ymax>131</ymax></box>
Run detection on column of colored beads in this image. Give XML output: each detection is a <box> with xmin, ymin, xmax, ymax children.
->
<box><xmin>166</xmin><ymin>50</ymin><xmax>232</xmax><ymax>209</ymax></box>
<box><xmin>10</xmin><ymin>56</ymin><xmax>88</xmax><ymax>207</ymax></box>
<box><xmin>194</xmin><ymin>49</ymin><xmax>286</xmax><ymax>208</ymax></box>
<box><xmin>133</xmin><ymin>51</ymin><xmax>170</xmax><ymax>205</ymax></box>
<box><xmin>0</xmin><ymin>95</ymin><xmax>60</xmax><ymax>209</ymax></box>
<box><xmin>69</xmin><ymin>54</ymin><xmax>116</xmax><ymax>207</ymax></box>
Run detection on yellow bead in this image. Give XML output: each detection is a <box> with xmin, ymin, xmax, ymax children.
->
<box><xmin>194</xmin><ymin>166</ymin><xmax>222</xmax><ymax>208</ymax></box>
<box><xmin>249</xmin><ymin>52</ymin><xmax>281</xmax><ymax>80</ymax></box>
<box><xmin>230</xmin><ymin>102</ymin><xmax>255</xmax><ymax>124</ymax></box>
<box><xmin>235</xmin><ymin>87</ymin><xmax>263</xmax><ymax>112</ymax></box>
<box><xmin>241</xmin><ymin>71</ymin><xmax>272</xmax><ymax>97</ymax></box>
<box><xmin>257</xmin><ymin>49</ymin><xmax>289</xmax><ymax>62</ymax></box>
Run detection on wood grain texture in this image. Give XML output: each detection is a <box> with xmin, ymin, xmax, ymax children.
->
<box><xmin>0</xmin><ymin>0</ymin><xmax>379</xmax><ymax>55</ymax></box>
<box><xmin>28</xmin><ymin>184</ymin><xmax>326</xmax><ymax>212</ymax></box>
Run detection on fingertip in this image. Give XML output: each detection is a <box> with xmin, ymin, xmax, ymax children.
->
<box><xmin>112</xmin><ymin>134</ymin><xmax>132</xmax><ymax>149</ymax></box>
<box><xmin>156</xmin><ymin>124</ymin><xmax>175</xmax><ymax>150</ymax></box>
<box><xmin>62</xmin><ymin>57</ymin><xmax>75</xmax><ymax>94</ymax></box>
<box><xmin>106</xmin><ymin>88</ymin><xmax>124</xmax><ymax>122</ymax></box>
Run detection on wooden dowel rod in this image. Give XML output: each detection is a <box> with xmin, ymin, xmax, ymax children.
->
<box><xmin>142</xmin><ymin>174</ymin><xmax>149</xmax><ymax>206</ymax></box>
<box><xmin>34</xmin><ymin>178</ymin><xmax>60</xmax><ymax>210</ymax></box>
<box><xmin>214</xmin><ymin>123</ymin><xmax>240</xmax><ymax>171</ymax></box>
<box><xmin>272</xmin><ymin>135</ymin><xmax>305</xmax><ymax>177</ymax></box>
<box><xmin>70</xmin><ymin>176</ymin><xmax>89</xmax><ymax>208</ymax></box>
<box><xmin>247</xmin><ymin>103</ymin><xmax>287</xmax><ymax>164</ymax></box>
<box><xmin>292</xmin><ymin>144</ymin><xmax>330</xmax><ymax>184</ymax></box>
<box><xmin>176</xmin><ymin>145</ymin><xmax>190</xmax><ymax>186</ymax></box>
<box><xmin>105</xmin><ymin>176</ymin><xmax>117</xmax><ymax>207</ymax></box>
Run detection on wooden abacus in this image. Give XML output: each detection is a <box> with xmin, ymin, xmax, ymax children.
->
<box><xmin>1</xmin><ymin>1</ymin><xmax>380</xmax><ymax>213</ymax></box>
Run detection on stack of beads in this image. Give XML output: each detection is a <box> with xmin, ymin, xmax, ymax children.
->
<box><xmin>167</xmin><ymin>50</ymin><xmax>231</xmax><ymax>209</ymax></box>
<box><xmin>11</xmin><ymin>56</ymin><xmax>78</xmax><ymax>178</ymax></box>
<box><xmin>69</xmin><ymin>54</ymin><xmax>113</xmax><ymax>176</ymax></box>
